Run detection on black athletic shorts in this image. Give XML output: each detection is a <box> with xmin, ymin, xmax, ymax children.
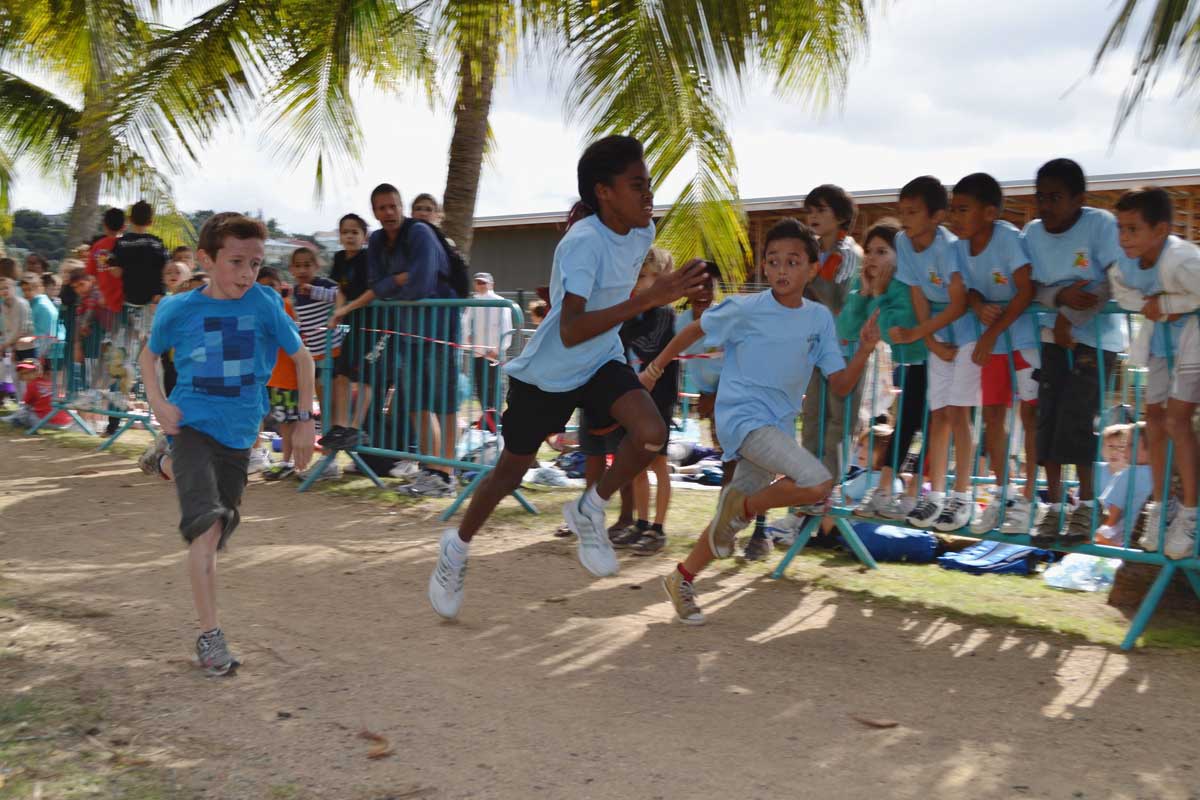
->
<box><xmin>501</xmin><ymin>360</ymin><xmax>643</xmax><ymax>456</ymax></box>
<box><xmin>171</xmin><ymin>426</ymin><xmax>250</xmax><ymax>550</ymax></box>
<box><xmin>1037</xmin><ymin>342</ymin><xmax>1117</xmax><ymax>467</ymax></box>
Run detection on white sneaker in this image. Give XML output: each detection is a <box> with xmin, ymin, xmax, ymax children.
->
<box><xmin>1141</xmin><ymin>499</ymin><xmax>1178</xmax><ymax>552</ymax></box>
<box><xmin>999</xmin><ymin>496</ymin><xmax>1034</xmax><ymax>535</ymax></box>
<box><xmin>246</xmin><ymin>447</ymin><xmax>272</xmax><ymax>474</ymax></box>
<box><xmin>971</xmin><ymin>497</ymin><xmax>1004</xmax><ymax>535</ymax></box>
<box><xmin>972</xmin><ymin>493</ymin><xmax>1031</xmax><ymax>535</ymax></box>
<box><xmin>907</xmin><ymin>495</ymin><xmax>944</xmax><ymax>529</ymax></box>
<box><xmin>878</xmin><ymin>494</ymin><xmax>917</xmax><ymax>520</ymax></box>
<box><xmin>563</xmin><ymin>498</ymin><xmax>619</xmax><ymax>577</ymax></box>
<box><xmin>1163</xmin><ymin>507</ymin><xmax>1198</xmax><ymax>560</ymax></box>
<box><xmin>428</xmin><ymin>529</ymin><xmax>468</xmax><ymax>619</ymax></box>
<box><xmin>389</xmin><ymin>460</ymin><xmax>420</xmax><ymax>479</ymax></box>
<box><xmin>301</xmin><ymin>458</ymin><xmax>341</xmax><ymax>482</ymax></box>
<box><xmin>853</xmin><ymin>488</ymin><xmax>891</xmax><ymax>518</ymax></box>
<box><xmin>933</xmin><ymin>494</ymin><xmax>973</xmax><ymax>532</ymax></box>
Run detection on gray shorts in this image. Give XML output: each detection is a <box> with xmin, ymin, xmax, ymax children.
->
<box><xmin>728</xmin><ymin>426</ymin><xmax>832</xmax><ymax>496</ymax></box>
<box><xmin>1147</xmin><ymin>356</ymin><xmax>1200</xmax><ymax>405</ymax></box>
<box><xmin>171</xmin><ymin>426</ymin><xmax>249</xmax><ymax>550</ymax></box>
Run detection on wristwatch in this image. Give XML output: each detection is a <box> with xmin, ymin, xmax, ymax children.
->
<box><xmin>297</xmin><ymin>410</ymin><xmax>313</xmax><ymax>422</ymax></box>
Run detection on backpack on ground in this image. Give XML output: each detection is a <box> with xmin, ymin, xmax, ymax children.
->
<box><xmin>399</xmin><ymin>218</ymin><xmax>471</xmax><ymax>298</ymax></box>
<box><xmin>846</xmin><ymin>523</ymin><xmax>938</xmax><ymax>563</ymax></box>
<box><xmin>937</xmin><ymin>540</ymin><xmax>1052</xmax><ymax>576</ymax></box>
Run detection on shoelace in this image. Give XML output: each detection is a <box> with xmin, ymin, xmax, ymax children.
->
<box><xmin>912</xmin><ymin>499</ymin><xmax>939</xmax><ymax>519</ymax></box>
<box><xmin>677</xmin><ymin>579</ymin><xmax>700</xmax><ymax>611</ymax></box>
<box><xmin>939</xmin><ymin>497</ymin><xmax>966</xmax><ymax>520</ymax></box>
<box><xmin>576</xmin><ymin>503</ymin><xmax>608</xmax><ymax>551</ymax></box>
<box><xmin>435</xmin><ymin>550</ymin><xmax>467</xmax><ymax>591</ymax></box>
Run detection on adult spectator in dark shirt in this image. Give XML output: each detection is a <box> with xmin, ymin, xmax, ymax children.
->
<box><xmin>366</xmin><ymin>183</ymin><xmax>459</xmax><ymax>498</ymax></box>
<box><xmin>108</xmin><ymin>199</ymin><xmax>167</xmax><ymax>322</ymax></box>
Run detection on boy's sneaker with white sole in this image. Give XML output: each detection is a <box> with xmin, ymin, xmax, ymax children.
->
<box><xmin>662</xmin><ymin>569</ymin><xmax>705</xmax><ymax>625</ymax></box>
<box><xmin>906</xmin><ymin>495</ymin><xmax>944</xmax><ymax>529</ymax></box>
<box><xmin>563</xmin><ymin>496</ymin><xmax>619</xmax><ymax>577</ymax></box>
<box><xmin>428</xmin><ymin>529</ymin><xmax>469</xmax><ymax>619</ymax></box>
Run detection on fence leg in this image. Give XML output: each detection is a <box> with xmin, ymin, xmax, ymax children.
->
<box><xmin>771</xmin><ymin>515</ymin><xmax>822</xmax><ymax>579</ymax></box>
<box><xmin>440</xmin><ymin>470</ymin><xmax>485</xmax><ymax>520</ymax></box>
<box><xmin>347</xmin><ymin>451</ymin><xmax>386</xmax><ymax>489</ymax></box>
<box><xmin>97</xmin><ymin>418</ymin><xmax>134</xmax><ymax>451</ymax></box>
<box><xmin>64</xmin><ymin>410</ymin><xmax>96</xmax><ymax>436</ymax></box>
<box><xmin>1120</xmin><ymin>561</ymin><xmax>1177</xmax><ymax>651</ymax></box>
<box><xmin>511</xmin><ymin>489</ymin><xmax>536</xmax><ymax>515</ymax></box>
<box><xmin>1182</xmin><ymin>565</ymin><xmax>1200</xmax><ymax>601</ymax></box>
<box><xmin>834</xmin><ymin>516</ymin><xmax>880</xmax><ymax>570</ymax></box>
<box><xmin>295</xmin><ymin>452</ymin><xmax>337</xmax><ymax>493</ymax></box>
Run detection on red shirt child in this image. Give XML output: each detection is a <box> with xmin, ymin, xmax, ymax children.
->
<box><xmin>19</xmin><ymin>365</ymin><xmax>72</xmax><ymax>426</ymax></box>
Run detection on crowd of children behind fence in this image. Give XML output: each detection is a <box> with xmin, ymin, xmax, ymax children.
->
<box><xmin>2</xmin><ymin>158</ymin><xmax>1198</xmax><ymax>579</ymax></box>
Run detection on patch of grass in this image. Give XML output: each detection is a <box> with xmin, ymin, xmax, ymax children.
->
<box><xmin>33</xmin><ymin>426</ymin><xmax>149</xmax><ymax>462</ymax></box>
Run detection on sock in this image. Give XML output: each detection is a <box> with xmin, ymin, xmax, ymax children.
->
<box><xmin>635</xmin><ymin>519</ymin><xmax>650</xmax><ymax>532</ymax></box>
<box><xmin>928</xmin><ymin>491</ymin><xmax>945</xmax><ymax>503</ymax></box>
<box><xmin>580</xmin><ymin>485</ymin><xmax>606</xmax><ymax>514</ymax></box>
<box><xmin>650</xmin><ymin>522</ymin><xmax>663</xmax><ymax>534</ymax></box>
<box><xmin>200</xmin><ymin>627</ymin><xmax>221</xmax><ymax>641</ymax></box>
<box><xmin>1079</xmin><ymin>499</ymin><xmax>1094</xmax><ymax>508</ymax></box>
<box><xmin>677</xmin><ymin>563</ymin><xmax>696</xmax><ymax>583</ymax></box>
<box><xmin>446</xmin><ymin>530</ymin><xmax>469</xmax><ymax>563</ymax></box>
<box><xmin>952</xmin><ymin>490</ymin><xmax>972</xmax><ymax>502</ymax></box>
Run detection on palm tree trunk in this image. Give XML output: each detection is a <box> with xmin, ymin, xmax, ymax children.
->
<box><xmin>441</xmin><ymin>40</ymin><xmax>498</xmax><ymax>256</ymax></box>
<box><xmin>64</xmin><ymin>96</ymin><xmax>109</xmax><ymax>249</ymax></box>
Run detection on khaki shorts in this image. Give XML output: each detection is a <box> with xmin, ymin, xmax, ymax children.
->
<box><xmin>1147</xmin><ymin>356</ymin><xmax>1200</xmax><ymax>405</ymax></box>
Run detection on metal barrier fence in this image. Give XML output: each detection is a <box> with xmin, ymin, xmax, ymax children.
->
<box><xmin>769</xmin><ymin>301</ymin><xmax>1199</xmax><ymax>650</ymax></box>
<box><xmin>25</xmin><ymin>303</ymin><xmax>156</xmax><ymax>449</ymax></box>
<box><xmin>305</xmin><ymin>297</ymin><xmax>530</xmax><ymax>521</ymax></box>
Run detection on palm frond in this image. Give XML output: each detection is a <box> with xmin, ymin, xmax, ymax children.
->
<box><xmin>0</xmin><ymin>70</ymin><xmax>81</xmax><ymax>176</ymax></box>
<box><xmin>0</xmin><ymin>145</ymin><xmax>14</xmax><ymax>238</ymax></box>
<box><xmin>99</xmin><ymin>142</ymin><xmax>194</xmax><ymax>248</ymax></box>
<box><xmin>752</xmin><ymin>0</ymin><xmax>870</xmax><ymax>106</ymax></box>
<box><xmin>15</xmin><ymin>0</ymin><xmax>150</xmax><ymax>94</ymax></box>
<box><xmin>1095</xmin><ymin>0</ymin><xmax>1200</xmax><ymax>136</ymax></box>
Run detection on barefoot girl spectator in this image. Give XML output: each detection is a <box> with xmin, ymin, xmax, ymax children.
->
<box><xmin>426</xmin><ymin>135</ymin><xmax>707</xmax><ymax>619</ymax></box>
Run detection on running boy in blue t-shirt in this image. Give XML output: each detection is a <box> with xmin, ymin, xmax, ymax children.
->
<box><xmin>643</xmin><ymin>219</ymin><xmax>880</xmax><ymax>625</ymax></box>
<box><xmin>948</xmin><ymin>173</ymin><xmax>1039</xmax><ymax>536</ymax></box>
<box><xmin>426</xmin><ymin>136</ymin><xmax>707</xmax><ymax>620</ymax></box>
<box><xmin>1110</xmin><ymin>186</ymin><xmax>1200</xmax><ymax>559</ymax></box>
<box><xmin>1023</xmin><ymin>159</ymin><xmax>1126</xmax><ymax>546</ymax></box>
<box><xmin>888</xmin><ymin>176</ymin><xmax>978</xmax><ymax>533</ymax></box>
<box><xmin>137</xmin><ymin>213</ymin><xmax>316</xmax><ymax>676</ymax></box>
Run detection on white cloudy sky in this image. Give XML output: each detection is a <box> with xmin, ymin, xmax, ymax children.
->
<box><xmin>10</xmin><ymin>0</ymin><xmax>1199</xmax><ymax>233</ymax></box>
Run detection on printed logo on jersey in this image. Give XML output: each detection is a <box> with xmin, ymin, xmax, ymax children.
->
<box><xmin>1073</xmin><ymin>250</ymin><xmax>1091</xmax><ymax>270</ymax></box>
<box><xmin>991</xmin><ymin>270</ymin><xmax>1008</xmax><ymax>286</ymax></box>
<box><xmin>927</xmin><ymin>268</ymin><xmax>944</xmax><ymax>287</ymax></box>
<box><xmin>190</xmin><ymin>315</ymin><xmax>257</xmax><ymax>397</ymax></box>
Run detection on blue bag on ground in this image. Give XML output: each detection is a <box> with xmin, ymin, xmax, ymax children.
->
<box><xmin>937</xmin><ymin>540</ymin><xmax>1051</xmax><ymax>576</ymax></box>
<box><xmin>843</xmin><ymin>523</ymin><xmax>938</xmax><ymax>563</ymax></box>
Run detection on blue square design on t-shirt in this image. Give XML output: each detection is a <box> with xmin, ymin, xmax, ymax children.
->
<box><xmin>192</xmin><ymin>315</ymin><xmax>258</xmax><ymax>397</ymax></box>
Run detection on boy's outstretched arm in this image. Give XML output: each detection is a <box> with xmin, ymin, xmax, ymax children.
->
<box><xmin>829</xmin><ymin>310</ymin><xmax>881</xmax><ymax>397</ymax></box>
<box><xmin>559</xmin><ymin>259</ymin><xmax>708</xmax><ymax>348</ymax></box>
<box><xmin>889</xmin><ymin>275</ymin><xmax>968</xmax><ymax>345</ymax></box>
<box><xmin>971</xmin><ymin>264</ymin><xmax>1035</xmax><ymax>365</ymax></box>
<box><xmin>639</xmin><ymin>319</ymin><xmax>706</xmax><ymax>390</ymax></box>
<box><xmin>139</xmin><ymin>344</ymin><xmax>181</xmax><ymax>435</ymax></box>
<box><xmin>289</xmin><ymin>345</ymin><xmax>317</xmax><ymax>471</ymax></box>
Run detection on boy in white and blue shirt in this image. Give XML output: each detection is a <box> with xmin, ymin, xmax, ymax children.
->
<box><xmin>1023</xmin><ymin>159</ymin><xmax>1126</xmax><ymax>545</ymax></box>
<box><xmin>1110</xmin><ymin>186</ymin><xmax>1200</xmax><ymax>559</ymax></box>
<box><xmin>887</xmin><ymin>176</ymin><xmax>978</xmax><ymax>533</ymax></box>
<box><xmin>642</xmin><ymin>218</ymin><xmax>880</xmax><ymax>625</ymax></box>
<box><xmin>948</xmin><ymin>173</ymin><xmax>1039</xmax><ymax>536</ymax></box>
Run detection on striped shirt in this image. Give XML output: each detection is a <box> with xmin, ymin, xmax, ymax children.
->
<box><xmin>293</xmin><ymin>277</ymin><xmax>345</xmax><ymax>356</ymax></box>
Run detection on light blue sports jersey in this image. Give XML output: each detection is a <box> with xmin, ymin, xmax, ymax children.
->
<box><xmin>505</xmin><ymin>215</ymin><xmax>654</xmax><ymax>392</ymax></box>
<box><xmin>701</xmin><ymin>292</ymin><xmax>846</xmax><ymax>461</ymax></box>
<box><xmin>958</xmin><ymin>221</ymin><xmax>1037</xmax><ymax>353</ymax></box>
<box><xmin>1115</xmin><ymin>237</ymin><xmax>1190</xmax><ymax>359</ymax></box>
<box><xmin>895</xmin><ymin>226</ymin><xmax>976</xmax><ymax>346</ymax></box>
<box><xmin>1101</xmin><ymin>464</ymin><xmax>1153</xmax><ymax>515</ymax></box>
<box><xmin>675</xmin><ymin>307</ymin><xmax>723</xmax><ymax>394</ymax></box>
<box><xmin>148</xmin><ymin>284</ymin><xmax>302</xmax><ymax>450</ymax></box>
<box><xmin>1022</xmin><ymin>207</ymin><xmax>1126</xmax><ymax>352</ymax></box>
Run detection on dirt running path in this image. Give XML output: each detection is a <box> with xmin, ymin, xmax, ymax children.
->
<box><xmin>2</xmin><ymin>433</ymin><xmax>1199</xmax><ymax>799</ymax></box>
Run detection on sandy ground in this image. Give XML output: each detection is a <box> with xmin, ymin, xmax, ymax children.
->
<box><xmin>2</xmin><ymin>432</ymin><xmax>1200</xmax><ymax>800</ymax></box>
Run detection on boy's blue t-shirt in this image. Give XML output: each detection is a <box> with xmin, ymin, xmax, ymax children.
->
<box><xmin>1115</xmin><ymin>237</ymin><xmax>1190</xmax><ymax>359</ymax></box>
<box><xmin>1101</xmin><ymin>464</ymin><xmax>1152</xmax><ymax>515</ymax></box>
<box><xmin>701</xmin><ymin>291</ymin><xmax>845</xmax><ymax>461</ymax></box>
<box><xmin>675</xmin><ymin>307</ymin><xmax>723</xmax><ymax>395</ymax></box>
<box><xmin>505</xmin><ymin>215</ymin><xmax>654</xmax><ymax>392</ymax></box>
<box><xmin>1021</xmin><ymin>207</ymin><xmax>1126</xmax><ymax>352</ymax></box>
<box><xmin>148</xmin><ymin>284</ymin><xmax>302</xmax><ymax>450</ymax></box>
<box><xmin>958</xmin><ymin>221</ymin><xmax>1037</xmax><ymax>353</ymax></box>
<box><xmin>895</xmin><ymin>226</ymin><xmax>976</xmax><ymax>346</ymax></box>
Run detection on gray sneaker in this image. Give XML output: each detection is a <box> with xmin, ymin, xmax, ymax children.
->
<box><xmin>138</xmin><ymin>435</ymin><xmax>170</xmax><ymax>478</ymax></box>
<box><xmin>1032</xmin><ymin>504</ymin><xmax>1065</xmax><ymax>546</ymax></box>
<box><xmin>195</xmin><ymin>629</ymin><xmax>239</xmax><ymax>677</ymax></box>
<box><xmin>428</xmin><ymin>529</ymin><xmax>468</xmax><ymax>619</ymax></box>
<box><xmin>741</xmin><ymin>534</ymin><xmax>772</xmax><ymax>562</ymax></box>
<box><xmin>399</xmin><ymin>469</ymin><xmax>455</xmax><ymax>498</ymax></box>
<box><xmin>563</xmin><ymin>499</ymin><xmax>619</xmax><ymax>577</ymax></box>
<box><xmin>707</xmin><ymin>485</ymin><xmax>750</xmax><ymax>559</ymax></box>
<box><xmin>1140</xmin><ymin>499</ymin><xmax>1179</xmax><ymax>552</ymax></box>
<box><xmin>611</xmin><ymin>525</ymin><xmax>645</xmax><ymax>548</ymax></box>
<box><xmin>662</xmin><ymin>569</ymin><xmax>705</xmax><ymax>625</ymax></box>
<box><xmin>1061</xmin><ymin>503</ymin><xmax>1097</xmax><ymax>545</ymax></box>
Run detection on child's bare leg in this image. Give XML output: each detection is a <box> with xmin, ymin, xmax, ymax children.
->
<box><xmin>188</xmin><ymin>523</ymin><xmax>221</xmax><ymax>632</ymax></box>
<box><xmin>1044</xmin><ymin>462</ymin><xmax>1064</xmax><ymax>505</ymax></box>
<box><xmin>1076</xmin><ymin>462</ymin><xmax>1095</xmax><ymax>503</ymax></box>
<box><xmin>746</xmin><ymin>477</ymin><xmax>835</xmax><ymax>517</ymax></box>
<box><xmin>681</xmin><ymin>528</ymin><xmax>717</xmax><ymax>577</ymax></box>
<box><xmin>927</xmin><ymin>410</ymin><xmax>951</xmax><ymax>494</ymax></box>
<box><xmin>633</xmin><ymin>469</ymin><xmax>650</xmax><ymax>522</ymax></box>
<box><xmin>651</xmin><ymin>455</ymin><xmax>671</xmax><ymax>525</ymax></box>
<box><xmin>1166</xmin><ymin>398</ymin><xmax>1198</xmax><ymax>507</ymax></box>
<box><xmin>1020</xmin><ymin>401</ymin><xmax>1038</xmax><ymax>501</ymax></box>
<box><xmin>279</xmin><ymin>421</ymin><xmax>294</xmax><ymax>462</ymax></box>
<box><xmin>458</xmin><ymin>450</ymin><xmax>537</xmax><ymax>541</ymax></box>
<box><xmin>982</xmin><ymin>404</ymin><xmax>1007</xmax><ymax>486</ymax></box>
<box><xmin>332</xmin><ymin>375</ymin><xmax>349</xmax><ymax>428</ymax></box>
<box><xmin>351</xmin><ymin>382</ymin><xmax>372</xmax><ymax>429</ymax></box>
<box><xmin>594</xmin><ymin>390</ymin><xmax>665</xmax><ymax>501</ymax></box>
<box><xmin>1146</xmin><ymin>403</ymin><xmax>1168</xmax><ymax>501</ymax></box>
<box><xmin>951</xmin><ymin>406</ymin><xmax>974</xmax><ymax>493</ymax></box>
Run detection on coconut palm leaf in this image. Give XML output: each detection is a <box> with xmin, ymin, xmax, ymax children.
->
<box><xmin>0</xmin><ymin>70</ymin><xmax>80</xmax><ymax>176</ymax></box>
<box><xmin>1095</xmin><ymin>0</ymin><xmax>1200</xmax><ymax>135</ymax></box>
<box><xmin>100</xmin><ymin>141</ymin><xmax>195</xmax><ymax>247</ymax></box>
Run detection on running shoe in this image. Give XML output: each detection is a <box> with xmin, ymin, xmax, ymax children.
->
<box><xmin>389</xmin><ymin>460</ymin><xmax>420</xmax><ymax>480</ymax></box>
<box><xmin>932</xmin><ymin>494</ymin><xmax>972</xmax><ymax>532</ymax></box>
<box><xmin>630</xmin><ymin>531</ymin><xmax>666</xmax><ymax>556</ymax></box>
<box><xmin>707</xmin><ymin>484</ymin><xmax>750</xmax><ymax>559</ymax></box>
<box><xmin>999</xmin><ymin>497</ymin><xmax>1034</xmax><ymax>535</ymax></box>
<box><xmin>299</xmin><ymin>458</ymin><xmax>342</xmax><ymax>483</ymax></box>
<box><xmin>138</xmin><ymin>435</ymin><xmax>170</xmax><ymax>479</ymax></box>
<box><xmin>1060</xmin><ymin>503</ymin><xmax>1097</xmax><ymax>545</ymax></box>
<box><xmin>662</xmin><ymin>569</ymin><xmax>705</xmax><ymax>625</ymax></box>
<box><xmin>1164</xmin><ymin>506</ymin><xmax>1198</xmax><ymax>560</ymax></box>
<box><xmin>262</xmin><ymin>462</ymin><xmax>295</xmax><ymax>482</ymax></box>
<box><xmin>195</xmin><ymin>629</ymin><xmax>239</xmax><ymax>677</ymax></box>
<box><xmin>741</xmin><ymin>534</ymin><xmax>772</xmax><ymax>562</ymax></box>
<box><xmin>878</xmin><ymin>494</ymin><xmax>917</xmax><ymax>520</ymax></box>
<box><xmin>1140</xmin><ymin>499</ymin><xmax>1179</xmax><ymax>553</ymax></box>
<box><xmin>853</xmin><ymin>488</ymin><xmax>891</xmax><ymax>518</ymax></box>
<box><xmin>906</xmin><ymin>495</ymin><xmax>944</xmax><ymax>529</ymax></box>
<box><xmin>611</xmin><ymin>525</ymin><xmax>646</xmax><ymax>549</ymax></box>
<box><xmin>246</xmin><ymin>447</ymin><xmax>272</xmax><ymax>475</ymax></box>
<box><xmin>563</xmin><ymin>498</ymin><xmax>619</xmax><ymax>577</ymax></box>
<box><xmin>428</xmin><ymin>529</ymin><xmax>468</xmax><ymax>619</ymax></box>
<box><xmin>1032</xmin><ymin>504</ymin><xmax>1065</xmax><ymax>546</ymax></box>
<box><xmin>399</xmin><ymin>469</ymin><xmax>455</xmax><ymax>497</ymax></box>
